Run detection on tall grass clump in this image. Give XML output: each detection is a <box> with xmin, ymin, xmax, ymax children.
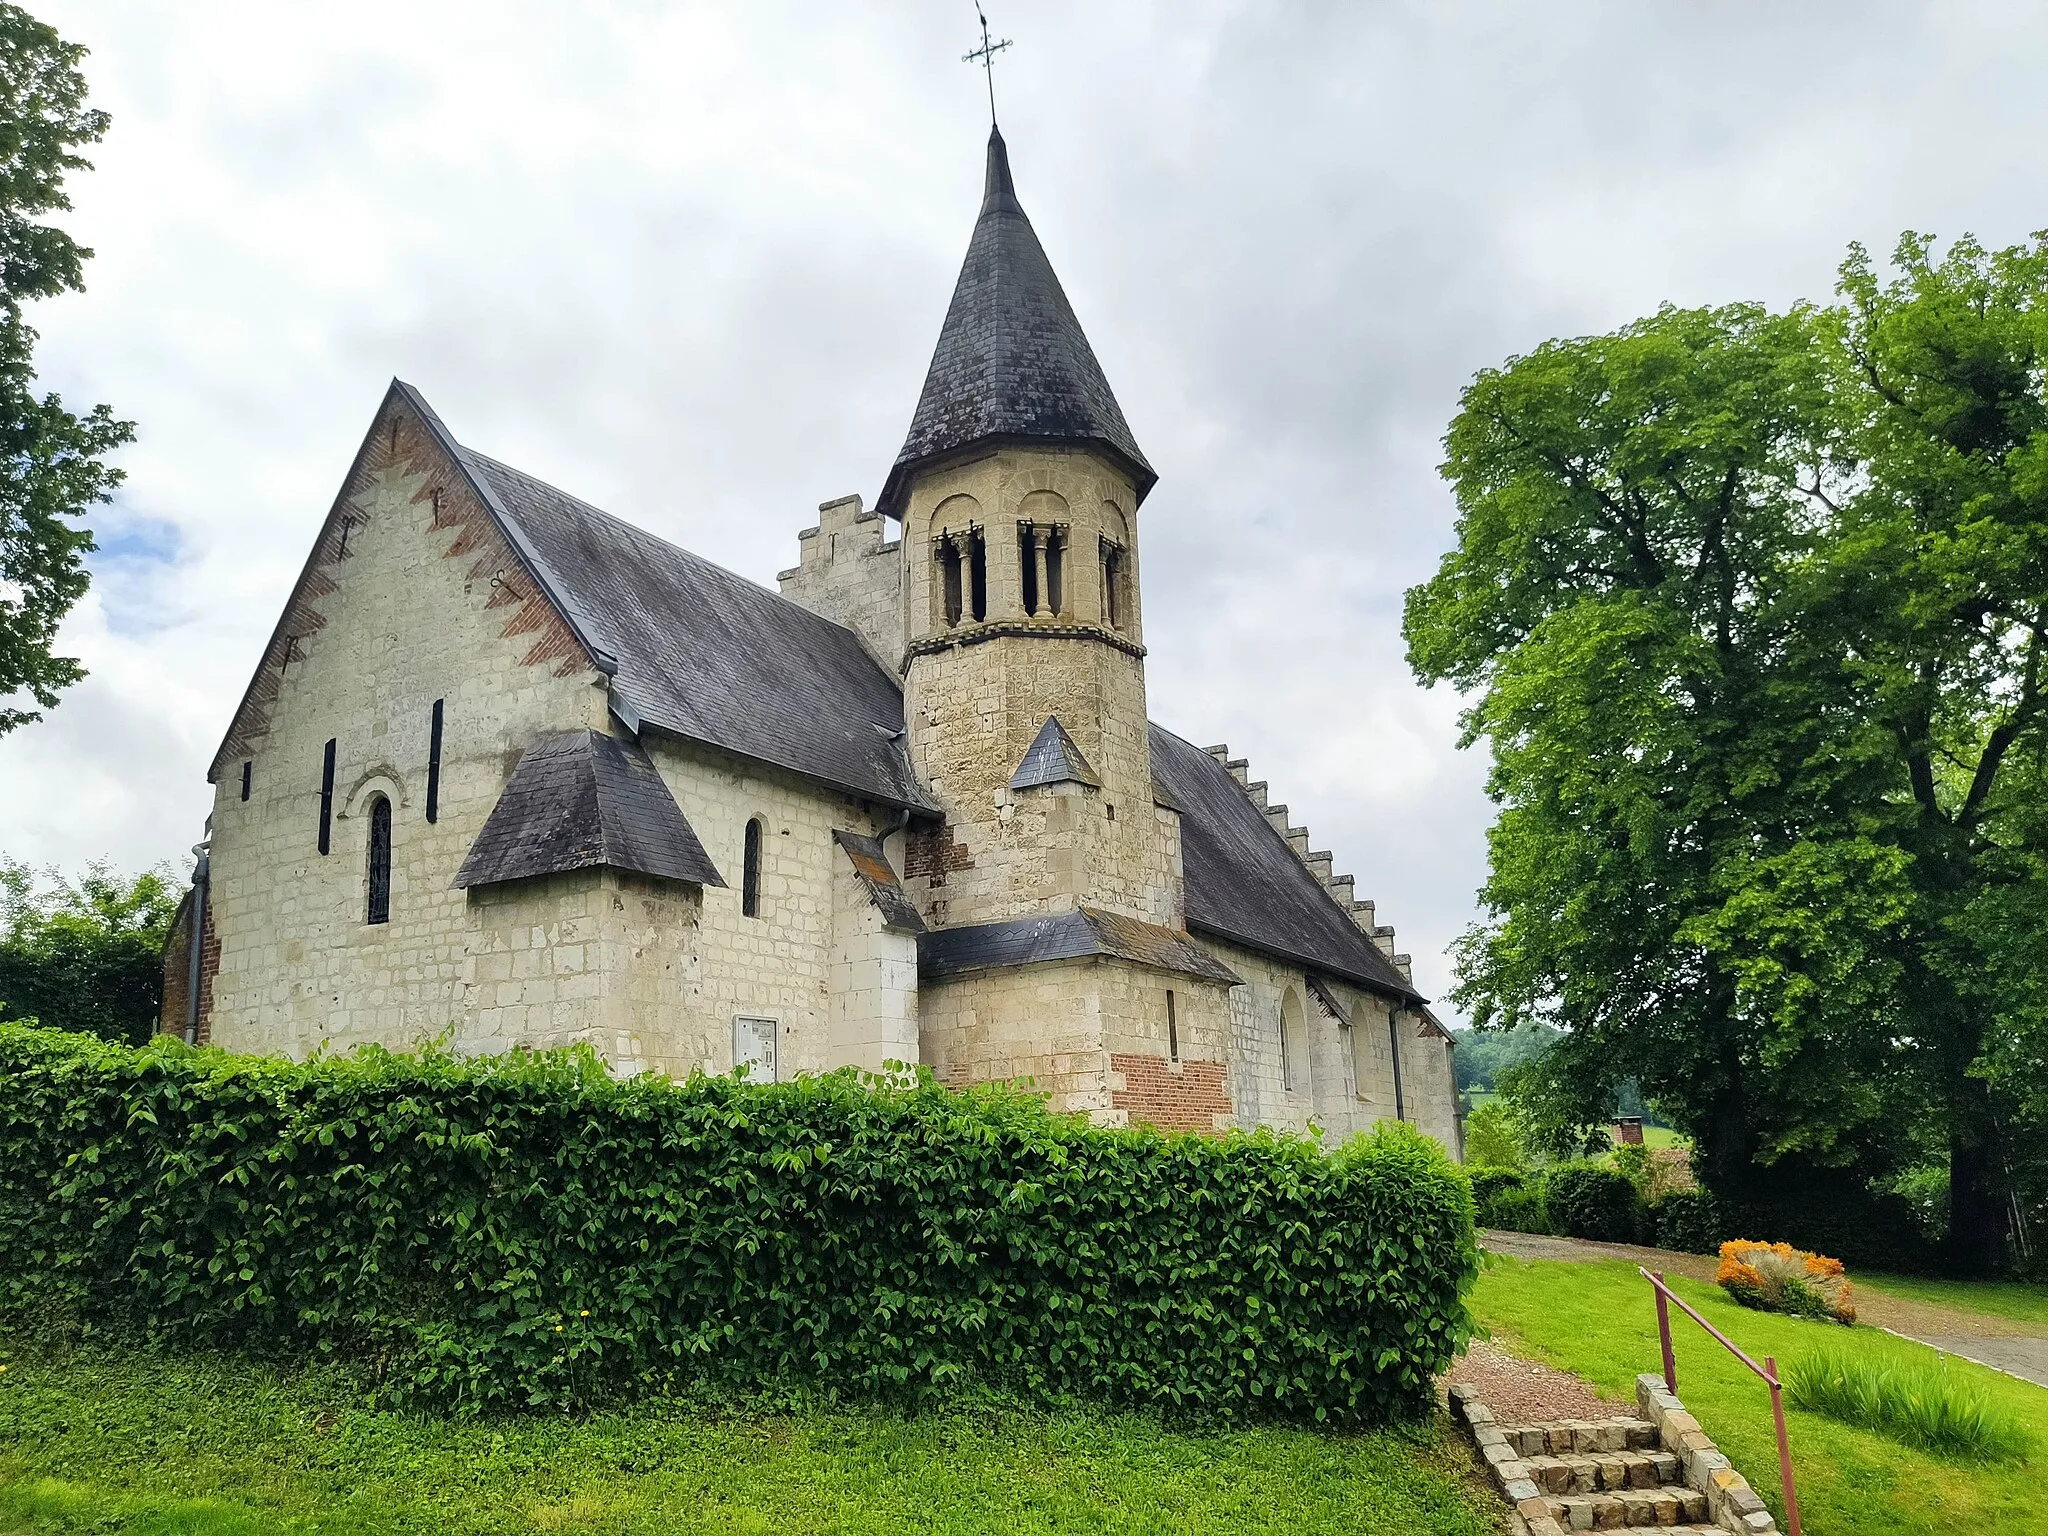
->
<box><xmin>1786</xmin><ymin>1345</ymin><xmax>2030</xmax><ymax>1463</ymax></box>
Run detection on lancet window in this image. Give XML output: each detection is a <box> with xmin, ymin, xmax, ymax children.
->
<box><xmin>366</xmin><ymin>795</ymin><xmax>392</xmax><ymax>925</ymax></box>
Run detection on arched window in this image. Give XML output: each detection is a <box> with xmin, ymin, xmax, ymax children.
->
<box><xmin>741</xmin><ymin>817</ymin><xmax>764</xmax><ymax>918</ymax></box>
<box><xmin>967</xmin><ymin>528</ymin><xmax>987</xmax><ymax>620</ymax></box>
<box><xmin>1100</xmin><ymin>539</ymin><xmax>1125</xmax><ymax>629</ymax></box>
<box><xmin>939</xmin><ymin>535</ymin><xmax>964</xmax><ymax>626</ymax></box>
<box><xmin>366</xmin><ymin>795</ymin><xmax>392</xmax><ymax>925</ymax></box>
<box><xmin>1280</xmin><ymin>988</ymin><xmax>1307</xmax><ymax>1094</ymax></box>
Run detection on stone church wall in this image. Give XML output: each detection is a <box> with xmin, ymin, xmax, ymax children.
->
<box><xmin>201</xmin><ymin>438</ymin><xmax>611</xmax><ymax>1062</ymax></box>
<box><xmin>1198</xmin><ymin>936</ymin><xmax>1460</xmax><ymax>1156</ymax></box>
<box><xmin>640</xmin><ymin>734</ymin><xmax>897</xmax><ymax>1082</ymax></box>
<box><xmin>776</xmin><ymin>494</ymin><xmax>904</xmax><ymax>669</ymax></box>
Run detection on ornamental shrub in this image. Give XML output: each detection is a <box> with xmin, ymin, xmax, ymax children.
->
<box><xmin>1716</xmin><ymin>1240</ymin><xmax>1856</xmax><ymax>1324</ymax></box>
<box><xmin>1650</xmin><ymin>1189</ymin><xmax>1722</xmax><ymax>1254</ymax></box>
<box><xmin>0</xmin><ymin>1024</ymin><xmax>1476</xmax><ymax>1422</ymax></box>
<box><xmin>1544</xmin><ymin>1164</ymin><xmax>1642</xmax><ymax>1243</ymax></box>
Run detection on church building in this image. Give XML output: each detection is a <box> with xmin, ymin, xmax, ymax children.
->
<box><xmin>163</xmin><ymin>128</ymin><xmax>1460</xmax><ymax>1150</ymax></box>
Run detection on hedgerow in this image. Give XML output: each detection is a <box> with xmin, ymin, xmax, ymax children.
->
<box><xmin>0</xmin><ymin>1024</ymin><xmax>1476</xmax><ymax>1422</ymax></box>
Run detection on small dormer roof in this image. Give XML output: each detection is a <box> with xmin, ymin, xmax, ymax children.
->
<box><xmin>1009</xmin><ymin>715</ymin><xmax>1100</xmax><ymax>791</ymax></box>
<box><xmin>878</xmin><ymin>128</ymin><xmax>1154</xmax><ymax>517</ymax></box>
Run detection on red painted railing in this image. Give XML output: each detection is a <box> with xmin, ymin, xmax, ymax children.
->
<box><xmin>1638</xmin><ymin>1266</ymin><xmax>1802</xmax><ymax>1536</ymax></box>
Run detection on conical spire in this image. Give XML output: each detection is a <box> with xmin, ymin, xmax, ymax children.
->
<box><xmin>878</xmin><ymin>128</ymin><xmax>1154</xmax><ymax>517</ymax></box>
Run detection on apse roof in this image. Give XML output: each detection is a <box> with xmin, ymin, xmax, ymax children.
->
<box><xmin>877</xmin><ymin>128</ymin><xmax>1154</xmax><ymax>516</ymax></box>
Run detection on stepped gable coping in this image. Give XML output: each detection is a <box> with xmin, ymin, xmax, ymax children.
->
<box><xmin>832</xmin><ymin>830</ymin><xmax>926</xmax><ymax>934</ymax></box>
<box><xmin>454</xmin><ymin>729</ymin><xmax>724</xmax><ymax>891</ymax></box>
<box><xmin>1147</xmin><ymin>726</ymin><xmax>1424</xmax><ymax>1003</ymax></box>
<box><xmin>918</xmin><ymin>905</ymin><xmax>1240</xmax><ymax>986</ymax></box>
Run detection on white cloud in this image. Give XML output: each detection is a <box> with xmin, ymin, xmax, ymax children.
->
<box><xmin>8</xmin><ymin>0</ymin><xmax>2047</xmax><ymax>1018</ymax></box>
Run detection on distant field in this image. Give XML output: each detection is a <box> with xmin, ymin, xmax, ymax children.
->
<box><xmin>1462</xmin><ymin>1092</ymin><xmax>1687</xmax><ymax>1151</ymax></box>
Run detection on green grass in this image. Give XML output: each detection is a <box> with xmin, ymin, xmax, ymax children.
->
<box><xmin>1854</xmin><ymin>1272</ymin><xmax>2048</xmax><ymax>1329</ymax></box>
<box><xmin>0</xmin><ymin>1338</ymin><xmax>1496</xmax><ymax>1536</ymax></box>
<box><xmin>1785</xmin><ymin>1345</ymin><xmax>2030</xmax><ymax>1462</ymax></box>
<box><xmin>1473</xmin><ymin>1255</ymin><xmax>2048</xmax><ymax>1534</ymax></box>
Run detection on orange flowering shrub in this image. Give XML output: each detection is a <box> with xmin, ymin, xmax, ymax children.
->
<box><xmin>1717</xmin><ymin>1239</ymin><xmax>1856</xmax><ymax>1324</ymax></box>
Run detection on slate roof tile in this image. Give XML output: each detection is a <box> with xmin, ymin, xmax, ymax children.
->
<box><xmin>454</xmin><ymin>729</ymin><xmax>723</xmax><ymax>890</ymax></box>
<box><xmin>878</xmin><ymin>129</ymin><xmax>1154</xmax><ymax>516</ymax></box>
<box><xmin>1148</xmin><ymin>723</ymin><xmax>1426</xmax><ymax>1003</ymax></box>
<box><xmin>1009</xmin><ymin>715</ymin><xmax>1100</xmax><ymax>790</ymax></box>
<box><xmin>918</xmin><ymin>905</ymin><xmax>1240</xmax><ymax>986</ymax></box>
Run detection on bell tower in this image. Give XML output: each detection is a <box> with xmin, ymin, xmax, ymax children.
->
<box><xmin>881</xmin><ymin>128</ymin><xmax>1175</xmax><ymax>931</ymax></box>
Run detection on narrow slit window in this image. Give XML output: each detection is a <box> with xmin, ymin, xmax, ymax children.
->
<box><xmin>1101</xmin><ymin>540</ymin><xmax>1124</xmax><ymax>630</ymax></box>
<box><xmin>366</xmin><ymin>795</ymin><xmax>392</xmax><ymax>924</ymax></box>
<box><xmin>1018</xmin><ymin>524</ymin><xmax>1039</xmax><ymax>615</ymax></box>
<box><xmin>240</xmin><ymin>761</ymin><xmax>252</xmax><ymax>801</ymax></box>
<box><xmin>940</xmin><ymin>536</ymin><xmax>963</xmax><ymax>626</ymax></box>
<box><xmin>968</xmin><ymin>528</ymin><xmax>987</xmax><ymax>621</ymax></box>
<box><xmin>425</xmin><ymin>698</ymin><xmax>444</xmax><ymax>823</ymax></box>
<box><xmin>318</xmin><ymin>738</ymin><xmax>336</xmax><ymax>854</ymax></box>
<box><xmin>741</xmin><ymin>817</ymin><xmax>764</xmax><ymax>918</ymax></box>
<box><xmin>1166</xmin><ymin>990</ymin><xmax>1179</xmax><ymax>1063</ymax></box>
<box><xmin>1044</xmin><ymin>529</ymin><xmax>1064</xmax><ymax>615</ymax></box>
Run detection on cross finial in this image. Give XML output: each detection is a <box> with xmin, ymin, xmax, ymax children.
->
<box><xmin>962</xmin><ymin>2</ymin><xmax>1012</xmax><ymax>126</ymax></box>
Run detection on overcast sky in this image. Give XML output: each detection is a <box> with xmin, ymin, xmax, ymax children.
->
<box><xmin>6</xmin><ymin>1</ymin><xmax>2045</xmax><ymax>1020</ymax></box>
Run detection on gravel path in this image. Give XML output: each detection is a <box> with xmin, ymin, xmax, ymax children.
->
<box><xmin>1448</xmin><ymin>1336</ymin><xmax>1621</xmax><ymax>1424</ymax></box>
<box><xmin>1479</xmin><ymin>1228</ymin><xmax>2048</xmax><ymax>1389</ymax></box>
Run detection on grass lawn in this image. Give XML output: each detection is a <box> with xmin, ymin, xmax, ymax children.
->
<box><xmin>0</xmin><ymin>1337</ymin><xmax>1497</xmax><ymax>1536</ymax></box>
<box><xmin>1854</xmin><ymin>1272</ymin><xmax>2048</xmax><ymax>1329</ymax></box>
<box><xmin>1473</xmin><ymin>1255</ymin><xmax>2048</xmax><ymax>1535</ymax></box>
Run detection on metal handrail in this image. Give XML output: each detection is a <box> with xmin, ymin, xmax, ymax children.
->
<box><xmin>1638</xmin><ymin>1266</ymin><xmax>1802</xmax><ymax>1536</ymax></box>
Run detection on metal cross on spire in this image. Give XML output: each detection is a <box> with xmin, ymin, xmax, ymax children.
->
<box><xmin>963</xmin><ymin>2</ymin><xmax>1013</xmax><ymax>125</ymax></box>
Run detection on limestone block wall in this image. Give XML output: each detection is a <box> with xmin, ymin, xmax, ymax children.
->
<box><xmin>776</xmin><ymin>493</ymin><xmax>905</xmax><ymax>668</ymax></box>
<box><xmin>641</xmin><ymin>733</ymin><xmax>895</xmax><ymax>1081</ymax></box>
<box><xmin>896</xmin><ymin>445</ymin><xmax>1176</xmax><ymax>932</ymax></box>
<box><xmin>828</xmin><ymin>850</ymin><xmax>919</xmax><ymax>1073</ymax></box>
<box><xmin>202</xmin><ymin>408</ymin><xmax>610</xmax><ymax>1062</ymax></box>
<box><xmin>1194</xmin><ymin>936</ymin><xmax>1458</xmax><ymax>1155</ymax></box>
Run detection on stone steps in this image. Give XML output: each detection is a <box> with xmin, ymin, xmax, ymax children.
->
<box><xmin>1451</xmin><ymin>1377</ymin><xmax>1785</xmax><ymax>1536</ymax></box>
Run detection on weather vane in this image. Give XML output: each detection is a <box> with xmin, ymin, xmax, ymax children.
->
<box><xmin>963</xmin><ymin>2</ymin><xmax>1012</xmax><ymax>125</ymax></box>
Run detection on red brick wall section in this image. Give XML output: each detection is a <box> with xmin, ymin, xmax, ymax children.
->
<box><xmin>158</xmin><ymin>894</ymin><xmax>219</xmax><ymax>1044</ymax></box>
<box><xmin>1110</xmin><ymin>1053</ymin><xmax>1233</xmax><ymax>1134</ymax></box>
<box><xmin>904</xmin><ymin>822</ymin><xmax>973</xmax><ymax>885</ymax></box>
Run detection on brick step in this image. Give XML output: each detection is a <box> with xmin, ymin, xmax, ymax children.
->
<box><xmin>1545</xmin><ymin>1485</ymin><xmax>1711</xmax><ymax>1528</ymax></box>
<box><xmin>1523</xmin><ymin>1447</ymin><xmax>1685</xmax><ymax>1494</ymax></box>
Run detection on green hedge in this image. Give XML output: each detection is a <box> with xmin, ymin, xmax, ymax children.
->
<box><xmin>0</xmin><ymin>1024</ymin><xmax>1476</xmax><ymax>1423</ymax></box>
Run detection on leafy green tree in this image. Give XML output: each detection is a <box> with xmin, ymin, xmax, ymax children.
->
<box><xmin>0</xmin><ymin>5</ymin><xmax>132</xmax><ymax>730</ymax></box>
<box><xmin>0</xmin><ymin>859</ymin><xmax>180</xmax><ymax>1043</ymax></box>
<box><xmin>1405</xmin><ymin>234</ymin><xmax>2048</xmax><ymax>1274</ymax></box>
<box><xmin>1451</xmin><ymin>1020</ymin><xmax>1558</xmax><ymax>1096</ymax></box>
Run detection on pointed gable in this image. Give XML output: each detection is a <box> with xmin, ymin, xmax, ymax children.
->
<box><xmin>877</xmin><ymin>128</ymin><xmax>1154</xmax><ymax>517</ymax></box>
<box><xmin>455</xmin><ymin>729</ymin><xmax>723</xmax><ymax>890</ymax></box>
<box><xmin>208</xmin><ymin>380</ymin><xmax>594</xmax><ymax>782</ymax></box>
<box><xmin>1008</xmin><ymin>715</ymin><xmax>1100</xmax><ymax>791</ymax></box>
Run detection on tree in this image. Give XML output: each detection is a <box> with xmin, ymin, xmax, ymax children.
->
<box><xmin>1405</xmin><ymin>234</ymin><xmax>2048</xmax><ymax>1274</ymax></box>
<box><xmin>0</xmin><ymin>858</ymin><xmax>181</xmax><ymax>1043</ymax></box>
<box><xmin>0</xmin><ymin>5</ymin><xmax>132</xmax><ymax>730</ymax></box>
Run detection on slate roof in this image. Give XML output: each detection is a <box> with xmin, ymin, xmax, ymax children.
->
<box><xmin>877</xmin><ymin>128</ymin><xmax>1155</xmax><ymax>517</ymax></box>
<box><xmin>919</xmin><ymin>906</ymin><xmax>1241</xmax><ymax>986</ymax></box>
<box><xmin>1147</xmin><ymin>724</ymin><xmax>1426</xmax><ymax>1004</ymax></box>
<box><xmin>833</xmin><ymin>830</ymin><xmax>926</xmax><ymax>934</ymax></box>
<box><xmin>1009</xmin><ymin>715</ymin><xmax>1100</xmax><ymax>791</ymax></box>
<box><xmin>393</xmin><ymin>383</ymin><xmax>935</xmax><ymax>814</ymax></box>
<box><xmin>454</xmin><ymin>729</ymin><xmax>724</xmax><ymax>890</ymax></box>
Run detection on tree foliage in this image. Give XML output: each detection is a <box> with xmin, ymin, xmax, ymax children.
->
<box><xmin>1405</xmin><ymin>232</ymin><xmax>2048</xmax><ymax>1272</ymax></box>
<box><xmin>0</xmin><ymin>4</ymin><xmax>132</xmax><ymax>729</ymax></box>
<box><xmin>0</xmin><ymin>858</ymin><xmax>179</xmax><ymax>1043</ymax></box>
